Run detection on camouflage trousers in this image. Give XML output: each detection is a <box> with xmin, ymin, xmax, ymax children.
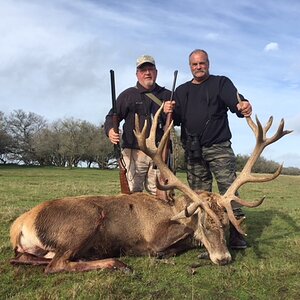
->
<box><xmin>122</xmin><ymin>148</ymin><xmax>158</xmax><ymax>195</ymax></box>
<box><xmin>186</xmin><ymin>140</ymin><xmax>243</xmax><ymax>213</ymax></box>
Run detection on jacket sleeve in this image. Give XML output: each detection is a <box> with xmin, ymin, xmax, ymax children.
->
<box><xmin>159</xmin><ymin>88</ymin><xmax>172</xmax><ymax>125</ymax></box>
<box><xmin>173</xmin><ymin>83</ymin><xmax>189</xmax><ymax>126</ymax></box>
<box><xmin>104</xmin><ymin>108</ymin><xmax>113</xmax><ymax>137</ymax></box>
<box><xmin>219</xmin><ymin>77</ymin><xmax>245</xmax><ymax>118</ymax></box>
<box><xmin>103</xmin><ymin>90</ymin><xmax>129</xmax><ymax>136</ymax></box>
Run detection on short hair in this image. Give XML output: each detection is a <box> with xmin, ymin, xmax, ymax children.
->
<box><xmin>189</xmin><ymin>49</ymin><xmax>209</xmax><ymax>63</ymax></box>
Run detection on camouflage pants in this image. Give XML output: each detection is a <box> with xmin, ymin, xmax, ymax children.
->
<box><xmin>186</xmin><ymin>140</ymin><xmax>242</xmax><ymax>212</ymax></box>
<box><xmin>122</xmin><ymin>148</ymin><xmax>158</xmax><ymax>195</ymax></box>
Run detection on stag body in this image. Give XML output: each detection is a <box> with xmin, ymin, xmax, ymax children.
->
<box><xmin>10</xmin><ymin>105</ymin><xmax>291</xmax><ymax>273</ymax></box>
<box><xmin>10</xmin><ymin>191</ymin><xmax>230</xmax><ymax>273</ymax></box>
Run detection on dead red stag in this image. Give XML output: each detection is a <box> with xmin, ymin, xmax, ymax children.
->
<box><xmin>9</xmin><ymin>106</ymin><xmax>291</xmax><ymax>273</ymax></box>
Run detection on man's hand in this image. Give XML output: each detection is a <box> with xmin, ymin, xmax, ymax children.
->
<box><xmin>108</xmin><ymin>128</ymin><xmax>120</xmax><ymax>144</ymax></box>
<box><xmin>237</xmin><ymin>101</ymin><xmax>252</xmax><ymax>117</ymax></box>
<box><xmin>163</xmin><ymin>100</ymin><xmax>175</xmax><ymax>114</ymax></box>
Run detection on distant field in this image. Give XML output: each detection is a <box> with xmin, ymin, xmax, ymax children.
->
<box><xmin>0</xmin><ymin>166</ymin><xmax>299</xmax><ymax>299</ymax></box>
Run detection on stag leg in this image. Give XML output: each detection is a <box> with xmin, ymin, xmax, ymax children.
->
<box><xmin>45</xmin><ymin>250</ymin><xmax>130</xmax><ymax>273</ymax></box>
<box><xmin>156</xmin><ymin>238</ymin><xmax>196</xmax><ymax>259</ymax></box>
<box><xmin>46</xmin><ymin>257</ymin><xmax>130</xmax><ymax>273</ymax></box>
<box><xmin>148</xmin><ymin>221</ymin><xmax>194</xmax><ymax>257</ymax></box>
<box><xmin>10</xmin><ymin>252</ymin><xmax>51</xmax><ymax>266</ymax></box>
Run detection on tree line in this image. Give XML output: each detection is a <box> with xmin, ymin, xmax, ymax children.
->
<box><xmin>1</xmin><ymin>109</ymin><xmax>299</xmax><ymax>175</ymax></box>
<box><xmin>0</xmin><ymin>110</ymin><xmax>113</xmax><ymax>168</ymax></box>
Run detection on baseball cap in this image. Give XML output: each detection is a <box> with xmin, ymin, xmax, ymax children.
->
<box><xmin>136</xmin><ymin>55</ymin><xmax>156</xmax><ymax>68</ymax></box>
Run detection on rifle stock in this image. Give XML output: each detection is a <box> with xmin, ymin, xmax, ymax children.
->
<box><xmin>118</xmin><ymin>156</ymin><xmax>131</xmax><ymax>195</ymax></box>
<box><xmin>110</xmin><ymin>70</ymin><xmax>131</xmax><ymax>194</ymax></box>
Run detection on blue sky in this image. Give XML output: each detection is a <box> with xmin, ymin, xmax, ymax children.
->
<box><xmin>0</xmin><ymin>0</ymin><xmax>299</xmax><ymax>167</ymax></box>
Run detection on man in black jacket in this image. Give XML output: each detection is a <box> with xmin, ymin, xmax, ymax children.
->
<box><xmin>164</xmin><ymin>49</ymin><xmax>252</xmax><ymax>249</ymax></box>
<box><xmin>104</xmin><ymin>55</ymin><xmax>171</xmax><ymax>195</ymax></box>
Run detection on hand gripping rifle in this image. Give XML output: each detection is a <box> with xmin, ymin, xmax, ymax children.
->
<box><xmin>110</xmin><ymin>70</ymin><xmax>131</xmax><ymax>194</ymax></box>
<box><xmin>162</xmin><ymin>70</ymin><xmax>178</xmax><ymax>167</ymax></box>
<box><xmin>157</xmin><ymin>70</ymin><xmax>178</xmax><ymax>201</ymax></box>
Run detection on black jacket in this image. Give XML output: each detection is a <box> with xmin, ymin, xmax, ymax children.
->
<box><xmin>173</xmin><ymin>75</ymin><xmax>245</xmax><ymax>148</ymax></box>
<box><xmin>104</xmin><ymin>82</ymin><xmax>171</xmax><ymax>149</ymax></box>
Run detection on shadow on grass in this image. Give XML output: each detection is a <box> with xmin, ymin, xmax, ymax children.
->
<box><xmin>231</xmin><ymin>209</ymin><xmax>300</xmax><ymax>260</ymax></box>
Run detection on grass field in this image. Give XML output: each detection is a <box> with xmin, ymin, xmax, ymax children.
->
<box><xmin>0</xmin><ymin>166</ymin><xmax>299</xmax><ymax>300</ymax></box>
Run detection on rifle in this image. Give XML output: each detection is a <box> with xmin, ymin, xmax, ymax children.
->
<box><xmin>110</xmin><ymin>69</ymin><xmax>131</xmax><ymax>194</ymax></box>
<box><xmin>162</xmin><ymin>70</ymin><xmax>178</xmax><ymax>168</ymax></box>
<box><xmin>157</xmin><ymin>70</ymin><xmax>178</xmax><ymax>201</ymax></box>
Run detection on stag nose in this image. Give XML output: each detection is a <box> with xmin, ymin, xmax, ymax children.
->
<box><xmin>211</xmin><ymin>252</ymin><xmax>232</xmax><ymax>266</ymax></box>
<box><xmin>216</xmin><ymin>257</ymin><xmax>231</xmax><ymax>266</ymax></box>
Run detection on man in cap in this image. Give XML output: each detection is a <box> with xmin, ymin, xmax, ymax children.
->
<box><xmin>104</xmin><ymin>55</ymin><xmax>171</xmax><ymax>195</ymax></box>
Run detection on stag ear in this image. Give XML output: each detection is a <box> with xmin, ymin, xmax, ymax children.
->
<box><xmin>171</xmin><ymin>203</ymin><xmax>201</xmax><ymax>220</ymax></box>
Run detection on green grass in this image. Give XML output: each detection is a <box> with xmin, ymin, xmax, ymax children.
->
<box><xmin>0</xmin><ymin>166</ymin><xmax>299</xmax><ymax>300</ymax></box>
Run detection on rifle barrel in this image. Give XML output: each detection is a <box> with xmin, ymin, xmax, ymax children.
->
<box><xmin>110</xmin><ymin>70</ymin><xmax>116</xmax><ymax>113</ymax></box>
<box><xmin>170</xmin><ymin>70</ymin><xmax>178</xmax><ymax>100</ymax></box>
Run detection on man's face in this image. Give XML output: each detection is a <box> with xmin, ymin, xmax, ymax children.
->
<box><xmin>136</xmin><ymin>63</ymin><xmax>157</xmax><ymax>90</ymax></box>
<box><xmin>189</xmin><ymin>52</ymin><xmax>209</xmax><ymax>83</ymax></box>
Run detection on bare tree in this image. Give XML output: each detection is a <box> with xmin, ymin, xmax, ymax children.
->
<box><xmin>0</xmin><ymin>111</ymin><xmax>14</xmax><ymax>164</ymax></box>
<box><xmin>33</xmin><ymin>127</ymin><xmax>62</xmax><ymax>166</ymax></box>
<box><xmin>32</xmin><ymin>117</ymin><xmax>113</xmax><ymax>168</ymax></box>
<box><xmin>5</xmin><ymin>110</ymin><xmax>47</xmax><ymax>164</ymax></box>
<box><xmin>48</xmin><ymin>118</ymin><xmax>82</xmax><ymax>168</ymax></box>
<box><xmin>79</xmin><ymin>123</ymin><xmax>112</xmax><ymax>168</ymax></box>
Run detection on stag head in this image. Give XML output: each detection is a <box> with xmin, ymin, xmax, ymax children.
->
<box><xmin>134</xmin><ymin>103</ymin><xmax>292</xmax><ymax>265</ymax></box>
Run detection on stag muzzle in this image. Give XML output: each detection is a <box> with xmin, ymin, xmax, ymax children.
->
<box><xmin>210</xmin><ymin>251</ymin><xmax>232</xmax><ymax>266</ymax></box>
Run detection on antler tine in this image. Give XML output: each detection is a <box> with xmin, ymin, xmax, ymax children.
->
<box><xmin>245</xmin><ymin>115</ymin><xmax>257</xmax><ymax>136</ymax></box>
<box><xmin>266</xmin><ymin>118</ymin><xmax>293</xmax><ymax>145</ymax></box>
<box><xmin>134</xmin><ymin>115</ymin><xmax>157</xmax><ymax>158</ymax></box>
<box><xmin>236</xmin><ymin>92</ymin><xmax>257</xmax><ymax>135</ymax></box>
<box><xmin>134</xmin><ymin>105</ymin><xmax>174</xmax><ymax>159</ymax></box>
<box><xmin>264</xmin><ymin>116</ymin><xmax>273</xmax><ymax>133</ymax></box>
<box><xmin>255</xmin><ymin>115</ymin><xmax>264</xmax><ymax>143</ymax></box>
<box><xmin>171</xmin><ymin>202</ymin><xmax>201</xmax><ymax>220</ymax></box>
<box><xmin>227</xmin><ymin>206</ymin><xmax>247</xmax><ymax>235</ymax></box>
<box><xmin>151</xmin><ymin>105</ymin><xmax>173</xmax><ymax>156</ymax></box>
<box><xmin>148</xmin><ymin>104</ymin><xmax>163</xmax><ymax>149</ymax></box>
<box><xmin>133</xmin><ymin>114</ymin><xmax>148</xmax><ymax>154</ymax></box>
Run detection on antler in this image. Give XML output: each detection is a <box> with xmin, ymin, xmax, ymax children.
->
<box><xmin>219</xmin><ymin>93</ymin><xmax>293</xmax><ymax>234</ymax></box>
<box><xmin>133</xmin><ymin>105</ymin><xmax>222</xmax><ymax>227</ymax></box>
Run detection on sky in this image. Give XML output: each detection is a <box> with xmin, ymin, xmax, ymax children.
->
<box><xmin>0</xmin><ymin>0</ymin><xmax>299</xmax><ymax>168</ymax></box>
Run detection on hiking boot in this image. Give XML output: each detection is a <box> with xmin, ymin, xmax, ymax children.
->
<box><xmin>229</xmin><ymin>224</ymin><xmax>248</xmax><ymax>249</ymax></box>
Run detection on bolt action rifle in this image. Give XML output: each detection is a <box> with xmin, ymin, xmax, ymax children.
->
<box><xmin>110</xmin><ymin>70</ymin><xmax>131</xmax><ymax>194</ymax></box>
<box><xmin>162</xmin><ymin>70</ymin><xmax>178</xmax><ymax>167</ymax></box>
<box><xmin>156</xmin><ymin>70</ymin><xmax>178</xmax><ymax>201</ymax></box>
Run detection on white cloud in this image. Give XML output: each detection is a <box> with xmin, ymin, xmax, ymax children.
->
<box><xmin>0</xmin><ymin>0</ymin><xmax>300</xmax><ymax>167</ymax></box>
<box><xmin>264</xmin><ymin>42</ymin><xmax>279</xmax><ymax>52</ymax></box>
<box><xmin>204</xmin><ymin>32</ymin><xmax>220</xmax><ymax>41</ymax></box>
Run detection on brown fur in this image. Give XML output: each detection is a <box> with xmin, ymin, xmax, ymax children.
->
<box><xmin>10</xmin><ymin>192</ymin><xmax>231</xmax><ymax>273</ymax></box>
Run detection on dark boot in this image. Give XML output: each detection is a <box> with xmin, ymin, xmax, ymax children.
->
<box><xmin>229</xmin><ymin>223</ymin><xmax>247</xmax><ymax>249</ymax></box>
